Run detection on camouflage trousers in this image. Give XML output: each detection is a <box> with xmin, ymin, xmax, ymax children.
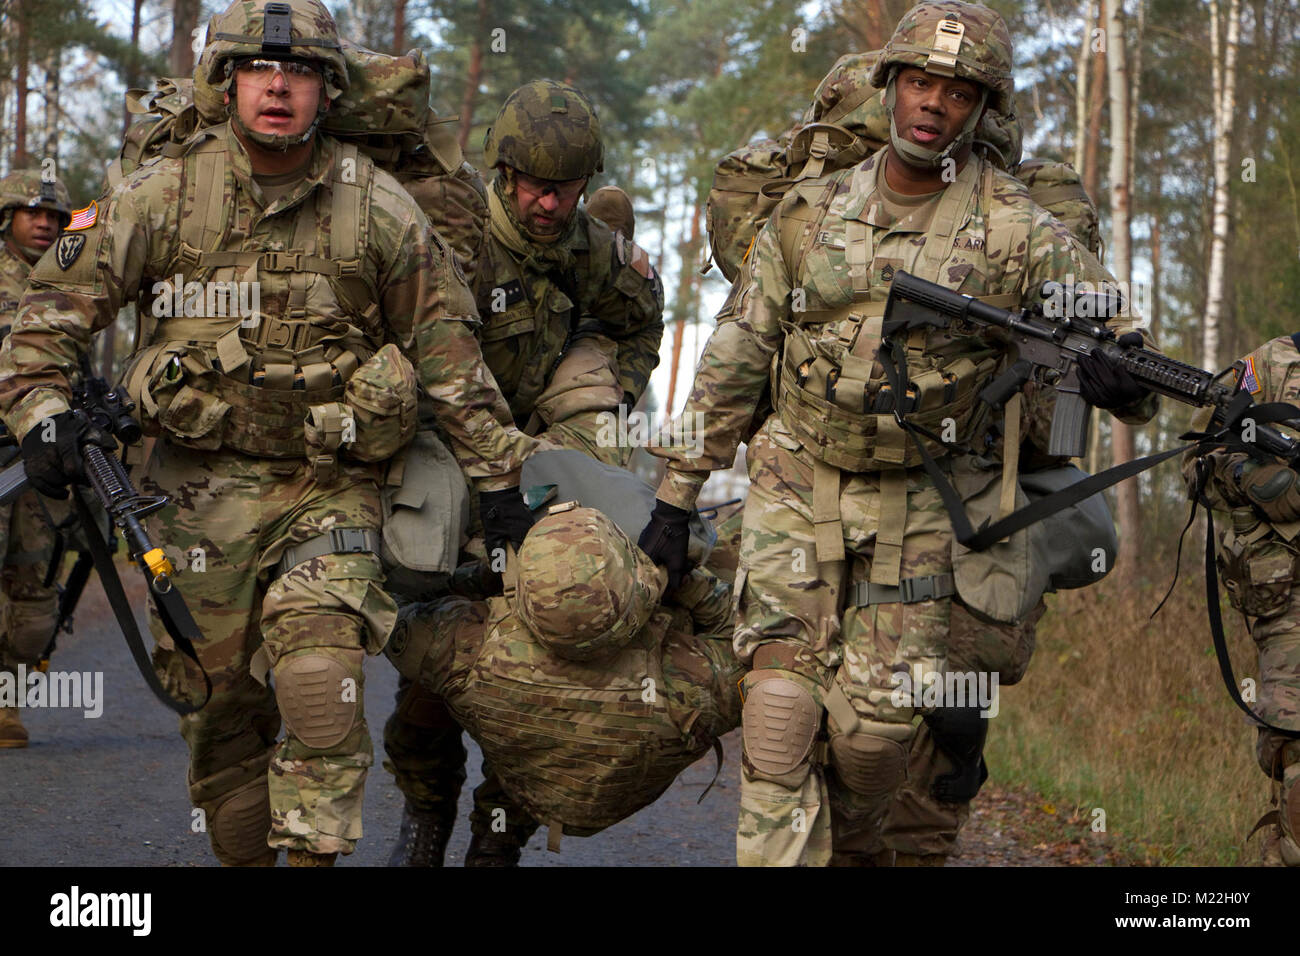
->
<box><xmin>142</xmin><ymin>439</ymin><xmax>397</xmax><ymax>862</ymax></box>
<box><xmin>734</xmin><ymin>416</ymin><xmax>990</xmax><ymax>866</ymax></box>
<box><xmin>383</xmin><ymin>677</ymin><xmax>538</xmax><ymax>843</ymax></box>
<box><xmin>1249</xmin><ymin>597</ymin><xmax>1300</xmax><ymax>866</ymax></box>
<box><xmin>0</xmin><ymin>488</ymin><xmax>60</xmax><ymax>675</ymax></box>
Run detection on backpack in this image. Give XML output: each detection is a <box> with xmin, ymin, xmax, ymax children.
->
<box><xmin>705</xmin><ymin>50</ymin><xmax>1097</xmax><ymax>282</ymax></box>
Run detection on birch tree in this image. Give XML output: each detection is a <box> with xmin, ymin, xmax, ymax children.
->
<box><xmin>1203</xmin><ymin>0</ymin><xmax>1242</xmax><ymax>371</ymax></box>
<box><xmin>1104</xmin><ymin>0</ymin><xmax>1142</xmax><ymax>571</ymax></box>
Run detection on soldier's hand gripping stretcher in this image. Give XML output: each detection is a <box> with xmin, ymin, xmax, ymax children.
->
<box><xmin>0</xmin><ymin>376</ymin><xmax>211</xmax><ymax>714</ymax></box>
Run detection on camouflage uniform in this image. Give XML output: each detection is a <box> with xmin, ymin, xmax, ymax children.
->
<box><xmin>0</xmin><ymin>170</ymin><xmax>73</xmax><ymax>748</ymax></box>
<box><xmin>385</xmin><ymin>506</ymin><xmax>741</xmax><ymax>855</ymax></box>
<box><xmin>1184</xmin><ymin>335</ymin><xmax>1300</xmax><ymax>866</ymax></box>
<box><xmin>0</xmin><ymin>1</ymin><xmax>534</xmax><ymax>864</ymax></box>
<box><xmin>383</xmin><ymin>79</ymin><xmax>663</xmax><ymax>863</ymax></box>
<box><xmin>648</xmin><ymin>1</ymin><xmax>1154</xmax><ymax>866</ymax></box>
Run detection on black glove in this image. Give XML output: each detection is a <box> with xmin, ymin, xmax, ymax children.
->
<box><xmin>1076</xmin><ymin>332</ymin><xmax>1150</xmax><ymax>410</ymax></box>
<box><xmin>479</xmin><ymin>487</ymin><xmax>534</xmax><ymax>561</ymax></box>
<box><xmin>20</xmin><ymin>408</ymin><xmax>115</xmax><ymax>500</ymax></box>
<box><xmin>637</xmin><ymin>499</ymin><xmax>692</xmax><ymax>590</ymax></box>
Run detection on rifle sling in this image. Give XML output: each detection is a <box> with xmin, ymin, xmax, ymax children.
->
<box><xmin>71</xmin><ymin>490</ymin><xmax>212</xmax><ymax>715</ymax></box>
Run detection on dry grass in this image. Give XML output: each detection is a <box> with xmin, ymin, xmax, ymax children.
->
<box><xmin>984</xmin><ymin>568</ymin><xmax>1272</xmax><ymax>866</ymax></box>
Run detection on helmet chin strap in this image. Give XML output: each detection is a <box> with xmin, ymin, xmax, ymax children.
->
<box><xmin>884</xmin><ymin>73</ymin><xmax>988</xmax><ymax>171</ymax></box>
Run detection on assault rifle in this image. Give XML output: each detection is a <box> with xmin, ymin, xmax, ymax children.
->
<box><xmin>0</xmin><ymin>376</ymin><xmax>210</xmax><ymax>714</ymax></box>
<box><xmin>883</xmin><ymin>269</ymin><xmax>1300</xmax><ymax>466</ymax></box>
<box><xmin>884</xmin><ymin>269</ymin><xmax>1300</xmax><ymax>740</ymax></box>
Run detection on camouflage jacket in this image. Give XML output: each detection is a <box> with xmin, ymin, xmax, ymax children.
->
<box><xmin>653</xmin><ymin>147</ymin><xmax>1156</xmax><ymax>508</ymax></box>
<box><xmin>404</xmin><ymin>567</ymin><xmax>742</xmax><ymax>833</ymax></box>
<box><xmin>1184</xmin><ymin>335</ymin><xmax>1300</xmax><ymax>522</ymax></box>
<box><xmin>0</xmin><ymin>122</ymin><xmax>534</xmax><ymax>490</ymax></box>
<box><xmin>476</xmin><ymin>197</ymin><xmax>663</xmax><ymax>427</ymax></box>
<box><xmin>0</xmin><ymin>240</ymin><xmax>32</xmax><ymax>333</ymax></box>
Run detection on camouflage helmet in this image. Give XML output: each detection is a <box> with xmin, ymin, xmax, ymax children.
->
<box><xmin>483</xmin><ymin>80</ymin><xmax>604</xmax><ymax>180</ymax></box>
<box><xmin>513</xmin><ymin>505</ymin><xmax>664</xmax><ymax>662</ymax></box>
<box><xmin>0</xmin><ymin>168</ymin><xmax>72</xmax><ymax>234</ymax></box>
<box><xmin>868</xmin><ymin>1</ymin><xmax>1015</xmax><ymax>115</ymax></box>
<box><xmin>586</xmin><ymin>185</ymin><xmax>635</xmax><ymax>239</ymax></box>
<box><xmin>199</xmin><ymin>0</ymin><xmax>349</xmax><ymax>102</ymax></box>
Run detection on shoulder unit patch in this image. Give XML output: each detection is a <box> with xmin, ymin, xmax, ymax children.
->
<box><xmin>54</xmin><ymin>233</ymin><xmax>86</xmax><ymax>271</ymax></box>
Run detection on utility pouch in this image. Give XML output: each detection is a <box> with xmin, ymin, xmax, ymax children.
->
<box><xmin>1220</xmin><ymin>513</ymin><xmax>1296</xmax><ymax>619</ymax></box>
<box><xmin>380</xmin><ymin>429</ymin><xmax>469</xmax><ymax>602</ymax></box>
<box><xmin>342</xmin><ymin>343</ymin><xmax>418</xmax><ymax>462</ymax></box>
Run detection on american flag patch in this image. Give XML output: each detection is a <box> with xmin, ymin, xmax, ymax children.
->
<box><xmin>1241</xmin><ymin>355</ymin><xmax>1260</xmax><ymax>394</ymax></box>
<box><xmin>66</xmin><ymin>201</ymin><xmax>97</xmax><ymax>231</ymax></box>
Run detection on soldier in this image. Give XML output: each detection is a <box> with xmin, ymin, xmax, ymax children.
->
<box><xmin>385</xmin><ymin>504</ymin><xmax>742</xmax><ymax>861</ymax></box>
<box><xmin>0</xmin><ymin>169</ymin><xmax>73</xmax><ymax>748</ymax></box>
<box><xmin>383</xmin><ymin>80</ymin><xmax>663</xmax><ymax>866</ymax></box>
<box><xmin>1184</xmin><ymin>336</ymin><xmax>1300</xmax><ymax>866</ymax></box>
<box><xmin>0</xmin><ymin>0</ymin><xmax>536</xmax><ymax>866</ymax></box>
<box><xmin>638</xmin><ymin>0</ymin><xmax>1156</xmax><ymax>866</ymax></box>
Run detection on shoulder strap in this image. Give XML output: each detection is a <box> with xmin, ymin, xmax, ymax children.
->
<box><xmin>326</xmin><ymin>140</ymin><xmax>377</xmax><ymax>320</ymax></box>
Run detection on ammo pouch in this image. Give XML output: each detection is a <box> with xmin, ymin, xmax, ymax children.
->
<box><xmin>380</xmin><ymin>428</ymin><xmax>469</xmax><ymax>602</ymax></box>
<box><xmin>124</xmin><ymin>341</ymin><xmax>345</xmax><ymax>457</ymax></box>
<box><xmin>335</xmin><ymin>343</ymin><xmax>419</xmax><ymax>462</ymax></box>
<box><xmin>528</xmin><ymin>333</ymin><xmax>622</xmax><ymax>432</ymax></box>
<box><xmin>1218</xmin><ymin>511</ymin><xmax>1298</xmax><ymax>619</ymax></box>
<box><xmin>951</xmin><ymin>460</ymin><xmax>1118</xmax><ymax>624</ymax></box>
<box><xmin>773</xmin><ymin>304</ymin><xmax>999</xmax><ymax>472</ymax></box>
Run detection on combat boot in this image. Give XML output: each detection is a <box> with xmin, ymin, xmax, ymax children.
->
<box><xmin>388</xmin><ymin>802</ymin><xmax>453</xmax><ymax>867</ymax></box>
<box><xmin>465</xmin><ymin>830</ymin><xmax>524</xmax><ymax>867</ymax></box>
<box><xmin>286</xmin><ymin>849</ymin><xmax>337</xmax><ymax>866</ymax></box>
<box><xmin>0</xmin><ymin>705</ymin><xmax>28</xmax><ymax>749</ymax></box>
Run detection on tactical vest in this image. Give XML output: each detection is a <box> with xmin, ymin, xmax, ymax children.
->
<box><xmin>449</xmin><ymin>585</ymin><xmax>741</xmax><ymax>841</ymax></box>
<box><xmin>771</xmin><ymin>154</ymin><xmax>1025</xmax><ymax>475</ymax></box>
<box><xmin>122</xmin><ymin>129</ymin><xmax>412</xmax><ymax>469</ymax></box>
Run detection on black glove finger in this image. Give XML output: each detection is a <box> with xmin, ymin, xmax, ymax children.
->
<box><xmin>1116</xmin><ymin>331</ymin><xmax>1145</xmax><ymax>348</ymax></box>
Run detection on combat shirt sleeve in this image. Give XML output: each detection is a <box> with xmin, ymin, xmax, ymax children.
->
<box><xmin>650</xmin><ymin>214</ymin><xmax>789</xmax><ymax>511</ymax></box>
<box><xmin>0</xmin><ymin>174</ymin><xmax>160</xmax><ymax>441</ymax></box>
<box><xmin>380</xmin><ymin>205</ymin><xmax>537</xmax><ymax>491</ymax></box>
<box><xmin>591</xmin><ymin>234</ymin><xmax>665</xmax><ymax>405</ymax></box>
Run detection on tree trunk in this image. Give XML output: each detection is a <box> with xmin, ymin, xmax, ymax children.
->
<box><xmin>1127</xmin><ymin>0</ymin><xmax>1144</xmax><ymax>198</ymax></box>
<box><xmin>14</xmin><ymin>0</ymin><xmax>30</xmax><ymax>168</ymax></box>
<box><xmin>664</xmin><ymin>202</ymin><xmax>702</xmax><ymax>423</ymax></box>
<box><xmin>169</xmin><ymin>0</ymin><xmax>201</xmax><ymax>78</ymax></box>
<box><xmin>393</xmin><ymin>0</ymin><xmax>407</xmax><ymax>54</ymax></box>
<box><xmin>42</xmin><ymin>48</ymin><xmax>58</xmax><ymax>166</ymax></box>
<box><xmin>1203</xmin><ymin>0</ymin><xmax>1241</xmax><ymax>372</ymax></box>
<box><xmin>123</xmin><ymin>0</ymin><xmax>144</xmax><ymax>137</ymax></box>
<box><xmin>1083</xmin><ymin>4</ymin><xmax>1106</xmax><ymax>201</ymax></box>
<box><xmin>1104</xmin><ymin>0</ymin><xmax>1140</xmax><ymax>578</ymax></box>
<box><xmin>457</xmin><ymin>0</ymin><xmax>490</xmax><ymax>152</ymax></box>
<box><xmin>1074</xmin><ymin>0</ymin><xmax>1091</xmax><ymax>175</ymax></box>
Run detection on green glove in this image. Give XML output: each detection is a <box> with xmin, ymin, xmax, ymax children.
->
<box><xmin>1240</xmin><ymin>461</ymin><xmax>1300</xmax><ymax>522</ymax></box>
